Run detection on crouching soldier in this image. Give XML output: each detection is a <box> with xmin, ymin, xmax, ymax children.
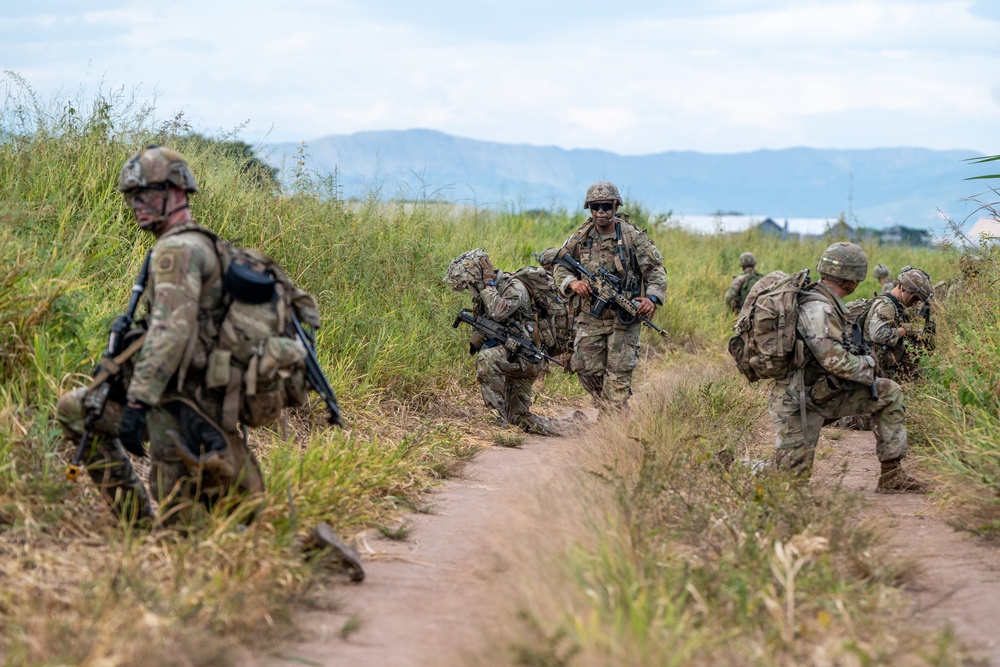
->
<box><xmin>769</xmin><ymin>242</ymin><xmax>924</xmax><ymax>493</ymax></box>
<box><xmin>56</xmin><ymin>147</ymin><xmax>367</xmax><ymax>578</ymax></box>
<box><xmin>862</xmin><ymin>266</ymin><xmax>935</xmax><ymax>382</ymax></box>
<box><xmin>445</xmin><ymin>249</ymin><xmax>562</xmax><ymax>435</ymax></box>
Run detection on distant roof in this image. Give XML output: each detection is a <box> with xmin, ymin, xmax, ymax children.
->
<box><xmin>673</xmin><ymin>214</ymin><xmax>837</xmax><ymax>236</ymax></box>
<box><xmin>967</xmin><ymin>217</ymin><xmax>1000</xmax><ymax>241</ymax></box>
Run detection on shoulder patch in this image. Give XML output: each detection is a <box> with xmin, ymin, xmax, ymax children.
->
<box><xmin>153</xmin><ymin>246</ymin><xmax>185</xmax><ymax>284</ymax></box>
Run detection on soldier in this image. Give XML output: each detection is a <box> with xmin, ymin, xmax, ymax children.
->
<box><xmin>551</xmin><ymin>181</ymin><xmax>667</xmax><ymax>412</ymax></box>
<box><xmin>769</xmin><ymin>242</ymin><xmax>923</xmax><ymax>493</ymax></box>
<box><xmin>724</xmin><ymin>252</ymin><xmax>763</xmax><ymax>314</ymax></box>
<box><xmin>445</xmin><ymin>249</ymin><xmax>561</xmax><ymax>435</ymax></box>
<box><xmin>56</xmin><ymin>147</ymin><xmax>368</xmax><ymax>576</ymax></box>
<box><xmin>862</xmin><ymin>267</ymin><xmax>935</xmax><ymax>382</ymax></box>
<box><xmin>873</xmin><ymin>263</ymin><xmax>894</xmax><ymax>294</ymax></box>
<box><xmin>56</xmin><ymin>146</ymin><xmax>267</xmax><ymax>527</ymax></box>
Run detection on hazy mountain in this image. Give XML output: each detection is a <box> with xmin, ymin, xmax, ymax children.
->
<box><xmin>265</xmin><ymin>129</ymin><xmax>984</xmax><ymax>230</ymax></box>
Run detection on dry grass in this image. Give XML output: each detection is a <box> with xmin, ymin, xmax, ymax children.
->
<box><xmin>482</xmin><ymin>362</ymin><xmax>968</xmax><ymax>666</ymax></box>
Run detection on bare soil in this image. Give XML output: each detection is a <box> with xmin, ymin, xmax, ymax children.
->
<box><xmin>812</xmin><ymin>428</ymin><xmax>1000</xmax><ymax>666</ymax></box>
<box><xmin>254</xmin><ymin>415</ymin><xmax>591</xmax><ymax>667</ymax></box>
<box><xmin>253</xmin><ymin>417</ymin><xmax>1000</xmax><ymax>667</ymax></box>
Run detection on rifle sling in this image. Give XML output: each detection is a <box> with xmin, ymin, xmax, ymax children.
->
<box><xmin>86</xmin><ymin>333</ymin><xmax>147</xmax><ymax>392</ymax></box>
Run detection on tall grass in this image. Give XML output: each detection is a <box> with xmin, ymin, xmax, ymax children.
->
<box><xmin>0</xmin><ymin>73</ymin><xmax>965</xmax><ymax>665</ymax></box>
<box><xmin>502</xmin><ymin>365</ymin><xmax>965</xmax><ymax>666</ymax></box>
<box><xmin>910</xmin><ymin>232</ymin><xmax>1000</xmax><ymax>537</ymax></box>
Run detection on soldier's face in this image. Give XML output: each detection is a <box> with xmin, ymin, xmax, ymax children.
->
<box><xmin>124</xmin><ymin>186</ymin><xmax>169</xmax><ymax>228</ymax></box>
<box><xmin>590</xmin><ymin>201</ymin><xmax>616</xmax><ymax>227</ymax></box>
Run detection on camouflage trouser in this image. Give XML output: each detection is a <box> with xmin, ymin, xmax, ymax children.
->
<box><xmin>475</xmin><ymin>345</ymin><xmax>544</xmax><ymax>427</ymax></box>
<box><xmin>148</xmin><ymin>397</ymin><xmax>265</xmax><ymax>525</ymax></box>
<box><xmin>570</xmin><ymin>316</ymin><xmax>641</xmax><ymax>410</ymax></box>
<box><xmin>57</xmin><ymin>386</ymin><xmax>152</xmax><ymax>522</ymax></box>
<box><xmin>58</xmin><ymin>387</ymin><xmax>264</xmax><ymax>526</ymax></box>
<box><xmin>768</xmin><ymin>376</ymin><xmax>907</xmax><ymax>476</ymax></box>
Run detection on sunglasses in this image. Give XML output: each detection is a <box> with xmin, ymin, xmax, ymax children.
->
<box><xmin>590</xmin><ymin>202</ymin><xmax>614</xmax><ymax>212</ymax></box>
<box><xmin>123</xmin><ymin>183</ymin><xmax>168</xmax><ymax>206</ymax></box>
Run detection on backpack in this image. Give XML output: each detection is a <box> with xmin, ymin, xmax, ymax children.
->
<box><xmin>511</xmin><ymin>266</ymin><xmax>574</xmax><ymax>357</ymax></box>
<box><xmin>845</xmin><ymin>293</ymin><xmax>878</xmax><ymax>329</ymax></box>
<box><xmin>181</xmin><ymin>228</ymin><xmax>321</xmax><ymax>431</ymax></box>
<box><xmin>728</xmin><ymin>269</ymin><xmax>811</xmax><ymax>383</ymax></box>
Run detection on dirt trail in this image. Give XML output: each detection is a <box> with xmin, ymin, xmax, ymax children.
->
<box><xmin>256</xmin><ymin>416</ymin><xmax>590</xmax><ymax>667</ymax></box>
<box><xmin>812</xmin><ymin>429</ymin><xmax>1000</xmax><ymax>665</ymax></box>
<box><xmin>253</xmin><ymin>411</ymin><xmax>1000</xmax><ymax>667</ymax></box>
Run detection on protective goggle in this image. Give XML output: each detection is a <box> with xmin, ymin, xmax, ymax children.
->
<box><xmin>590</xmin><ymin>202</ymin><xmax>614</xmax><ymax>212</ymax></box>
<box><xmin>122</xmin><ymin>183</ymin><xmax>168</xmax><ymax>206</ymax></box>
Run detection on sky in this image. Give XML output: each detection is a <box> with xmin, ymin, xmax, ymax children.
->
<box><xmin>2</xmin><ymin>0</ymin><xmax>999</xmax><ymax>156</ymax></box>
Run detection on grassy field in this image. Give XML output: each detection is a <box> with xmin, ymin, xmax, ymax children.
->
<box><xmin>0</xmin><ymin>80</ymin><xmax>984</xmax><ymax>665</ymax></box>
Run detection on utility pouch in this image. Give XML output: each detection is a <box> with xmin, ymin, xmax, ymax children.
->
<box><xmin>205</xmin><ymin>348</ymin><xmax>232</xmax><ymax>389</ymax></box>
<box><xmin>810</xmin><ymin>376</ymin><xmax>842</xmax><ymax>405</ymax></box>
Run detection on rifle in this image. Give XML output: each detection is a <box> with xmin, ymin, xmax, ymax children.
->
<box><xmin>452</xmin><ymin>309</ymin><xmax>563</xmax><ymax>367</ymax></box>
<box><xmin>849</xmin><ymin>322</ymin><xmax>879</xmax><ymax>400</ymax></box>
<box><xmin>290</xmin><ymin>313</ymin><xmax>343</xmax><ymax>427</ymax></box>
<box><xmin>554</xmin><ymin>251</ymin><xmax>669</xmax><ymax>338</ymax></box>
<box><xmin>66</xmin><ymin>251</ymin><xmax>152</xmax><ymax>482</ymax></box>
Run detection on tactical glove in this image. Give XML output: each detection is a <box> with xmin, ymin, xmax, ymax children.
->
<box><xmin>119</xmin><ymin>403</ymin><xmax>148</xmax><ymax>457</ymax></box>
<box><xmin>478</xmin><ymin>255</ymin><xmax>496</xmax><ymax>285</ymax></box>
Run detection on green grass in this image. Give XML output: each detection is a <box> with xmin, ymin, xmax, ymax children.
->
<box><xmin>504</xmin><ymin>365</ymin><xmax>966</xmax><ymax>665</ymax></box>
<box><xmin>0</xmin><ymin>76</ymin><xmax>977</xmax><ymax>665</ymax></box>
<box><xmin>909</xmin><ymin>236</ymin><xmax>1000</xmax><ymax>538</ymax></box>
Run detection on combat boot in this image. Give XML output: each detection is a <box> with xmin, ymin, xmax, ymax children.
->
<box><xmin>303</xmin><ymin>522</ymin><xmax>365</xmax><ymax>582</ymax></box>
<box><xmin>876</xmin><ymin>459</ymin><xmax>927</xmax><ymax>494</ymax></box>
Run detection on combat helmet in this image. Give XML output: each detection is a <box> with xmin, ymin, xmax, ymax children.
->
<box><xmin>897</xmin><ymin>266</ymin><xmax>933</xmax><ymax>301</ymax></box>
<box><xmin>118</xmin><ymin>146</ymin><xmax>199</xmax><ymax>194</ymax></box>
<box><xmin>873</xmin><ymin>263</ymin><xmax>890</xmax><ymax>280</ymax></box>
<box><xmin>816</xmin><ymin>242</ymin><xmax>868</xmax><ymax>282</ymax></box>
<box><xmin>739</xmin><ymin>251</ymin><xmax>757</xmax><ymax>268</ymax></box>
<box><xmin>444</xmin><ymin>248</ymin><xmax>491</xmax><ymax>292</ymax></box>
<box><xmin>583</xmin><ymin>181</ymin><xmax>623</xmax><ymax>209</ymax></box>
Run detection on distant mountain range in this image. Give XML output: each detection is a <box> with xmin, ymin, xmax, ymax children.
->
<box><xmin>264</xmin><ymin>129</ymin><xmax>985</xmax><ymax>231</ymax></box>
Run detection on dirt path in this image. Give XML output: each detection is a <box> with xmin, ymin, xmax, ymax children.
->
<box><xmin>255</xmin><ymin>417</ymin><xmax>589</xmax><ymax>667</ymax></box>
<box><xmin>812</xmin><ymin>429</ymin><xmax>1000</xmax><ymax>665</ymax></box>
<box><xmin>252</xmin><ymin>412</ymin><xmax>1000</xmax><ymax>667</ymax></box>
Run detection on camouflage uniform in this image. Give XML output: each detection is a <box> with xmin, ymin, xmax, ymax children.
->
<box><xmin>863</xmin><ymin>295</ymin><xmax>925</xmax><ymax>381</ymax></box>
<box><xmin>57</xmin><ymin>149</ymin><xmax>264</xmax><ymax>525</ymax></box>
<box><xmin>474</xmin><ymin>271</ymin><xmax>547</xmax><ymax>429</ymax></box>
<box><xmin>446</xmin><ymin>249</ymin><xmax>553</xmax><ymax>433</ymax></box>
<box><xmin>725</xmin><ymin>267</ymin><xmax>763</xmax><ymax>313</ymax></box>
<box><xmin>56</xmin><ymin>386</ymin><xmax>152</xmax><ymax>521</ymax></box>
<box><xmin>769</xmin><ymin>282</ymin><xmax>907</xmax><ymax>475</ymax></box>
<box><xmin>130</xmin><ymin>221</ymin><xmax>264</xmax><ymax>518</ymax></box>
<box><xmin>552</xmin><ymin>203</ymin><xmax>667</xmax><ymax>410</ymax></box>
<box><xmin>874</xmin><ymin>264</ymin><xmax>894</xmax><ymax>294</ymax></box>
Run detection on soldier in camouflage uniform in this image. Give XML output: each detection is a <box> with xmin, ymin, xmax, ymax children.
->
<box><xmin>769</xmin><ymin>242</ymin><xmax>924</xmax><ymax>493</ymax></box>
<box><xmin>551</xmin><ymin>182</ymin><xmax>667</xmax><ymax>411</ymax></box>
<box><xmin>57</xmin><ymin>147</ymin><xmax>266</xmax><ymax>525</ymax></box>
<box><xmin>724</xmin><ymin>252</ymin><xmax>763</xmax><ymax>314</ymax></box>
<box><xmin>873</xmin><ymin>263</ymin><xmax>895</xmax><ymax>294</ymax></box>
<box><xmin>445</xmin><ymin>249</ymin><xmax>561</xmax><ymax>435</ymax></box>
<box><xmin>862</xmin><ymin>267</ymin><xmax>935</xmax><ymax>382</ymax></box>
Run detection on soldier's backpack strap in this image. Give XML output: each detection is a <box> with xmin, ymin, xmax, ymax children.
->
<box><xmin>559</xmin><ymin>220</ymin><xmax>595</xmax><ymax>257</ymax></box>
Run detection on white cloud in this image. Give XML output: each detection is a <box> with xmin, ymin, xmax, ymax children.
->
<box><xmin>1</xmin><ymin>0</ymin><xmax>998</xmax><ymax>153</ymax></box>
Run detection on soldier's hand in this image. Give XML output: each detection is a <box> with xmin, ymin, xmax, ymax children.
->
<box><xmin>478</xmin><ymin>255</ymin><xmax>496</xmax><ymax>282</ymax></box>
<box><xmin>569</xmin><ymin>280</ymin><xmax>591</xmax><ymax>297</ymax></box>
<box><xmin>635</xmin><ymin>297</ymin><xmax>655</xmax><ymax>316</ymax></box>
<box><xmin>119</xmin><ymin>402</ymin><xmax>148</xmax><ymax>457</ymax></box>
